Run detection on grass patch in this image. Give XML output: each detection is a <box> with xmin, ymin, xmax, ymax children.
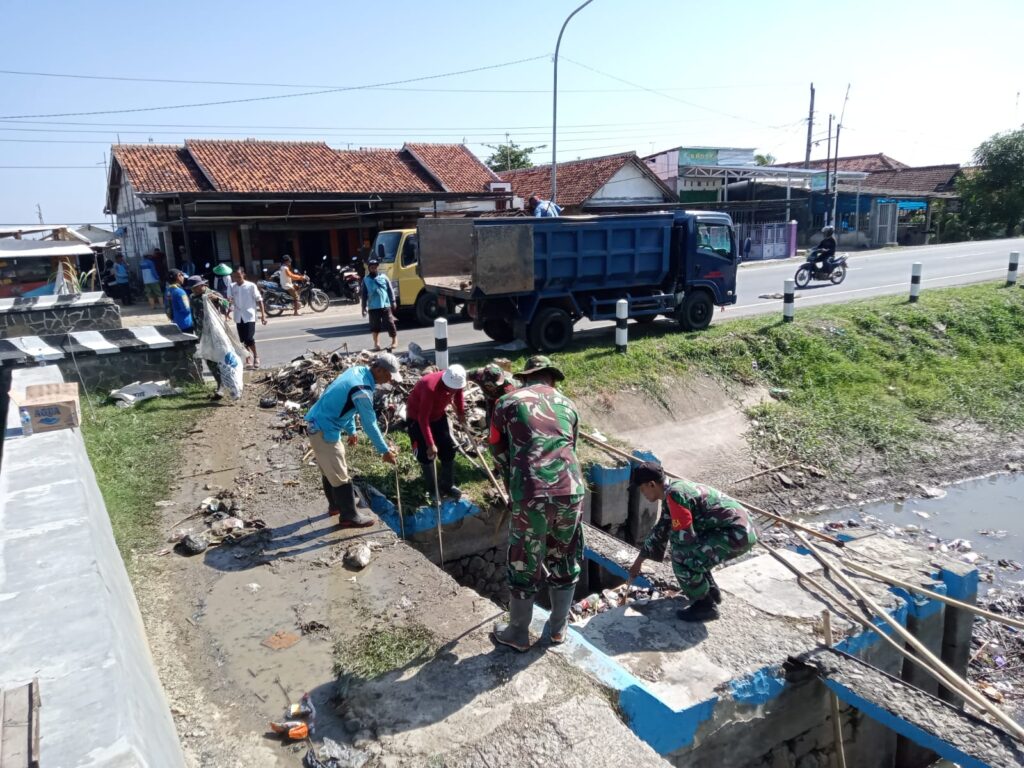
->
<box><xmin>80</xmin><ymin>387</ymin><xmax>210</xmax><ymax>561</ymax></box>
<box><xmin>333</xmin><ymin>623</ymin><xmax>436</xmax><ymax>681</ymax></box>
<box><xmin>454</xmin><ymin>282</ymin><xmax>1024</xmax><ymax>471</ymax></box>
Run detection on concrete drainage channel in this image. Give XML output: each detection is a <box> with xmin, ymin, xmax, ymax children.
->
<box><xmin>361</xmin><ymin>456</ymin><xmax>1023</xmax><ymax>768</ymax></box>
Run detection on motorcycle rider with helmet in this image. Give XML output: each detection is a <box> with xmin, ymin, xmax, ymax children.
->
<box><xmin>813</xmin><ymin>226</ymin><xmax>837</xmax><ymax>273</ymax></box>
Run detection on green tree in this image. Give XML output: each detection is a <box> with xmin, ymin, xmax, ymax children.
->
<box><xmin>754</xmin><ymin>152</ymin><xmax>776</xmax><ymax>166</ymax></box>
<box><xmin>958</xmin><ymin>128</ymin><xmax>1024</xmax><ymax>237</ymax></box>
<box><xmin>484</xmin><ymin>140</ymin><xmax>542</xmax><ymax>172</ymax></box>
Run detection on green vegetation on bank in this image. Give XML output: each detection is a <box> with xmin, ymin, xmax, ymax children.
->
<box><xmin>81</xmin><ymin>388</ymin><xmax>209</xmax><ymax>561</ymax></box>
<box><xmin>465</xmin><ymin>282</ymin><xmax>1024</xmax><ymax>471</ymax></box>
<box><xmin>333</xmin><ymin>623</ymin><xmax>436</xmax><ymax>681</ymax></box>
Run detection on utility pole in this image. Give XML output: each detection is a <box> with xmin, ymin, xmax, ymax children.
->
<box><xmin>831</xmin><ymin>123</ymin><xmax>842</xmax><ymax>228</ymax></box>
<box><xmin>825</xmin><ymin>114</ymin><xmax>834</xmax><ymax>226</ymax></box>
<box><xmin>552</xmin><ymin>0</ymin><xmax>596</xmax><ymax>204</ymax></box>
<box><xmin>35</xmin><ymin>204</ymin><xmax>43</xmax><ymax>225</ymax></box>
<box><xmin>804</xmin><ymin>82</ymin><xmax>815</xmax><ymax>169</ymax></box>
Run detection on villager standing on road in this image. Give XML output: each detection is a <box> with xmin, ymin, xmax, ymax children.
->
<box><xmin>360</xmin><ymin>258</ymin><xmax>398</xmax><ymax>352</ymax></box>
<box><xmin>490</xmin><ymin>355</ymin><xmax>585</xmax><ymax>652</ymax></box>
<box><xmin>140</xmin><ymin>252</ymin><xmax>162</xmax><ymax>309</ymax></box>
<box><xmin>406</xmin><ymin>364</ymin><xmax>467</xmax><ymax>499</ymax></box>
<box><xmin>187</xmin><ymin>275</ymin><xmax>235</xmax><ymax>400</ymax></box>
<box><xmin>165</xmin><ymin>270</ymin><xmax>192</xmax><ymax>332</ymax></box>
<box><xmin>468</xmin><ymin>362</ymin><xmax>517</xmax><ymax>430</ymax></box>
<box><xmin>279</xmin><ymin>255</ymin><xmax>307</xmax><ymax>316</ymax></box>
<box><xmin>305</xmin><ymin>353</ymin><xmax>401</xmax><ymax>527</ymax></box>
<box><xmin>628</xmin><ymin>462</ymin><xmax>757</xmax><ymax>622</ymax></box>
<box><xmin>113</xmin><ymin>254</ymin><xmax>132</xmax><ymax>305</ymax></box>
<box><xmin>228</xmin><ymin>265</ymin><xmax>267</xmax><ymax>369</ymax></box>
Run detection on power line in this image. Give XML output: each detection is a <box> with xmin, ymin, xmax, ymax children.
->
<box><xmin>0</xmin><ymin>54</ymin><xmax>549</xmax><ymax>120</ymax></box>
<box><xmin>0</xmin><ymin>165</ymin><xmax>103</xmax><ymax>169</ymax></box>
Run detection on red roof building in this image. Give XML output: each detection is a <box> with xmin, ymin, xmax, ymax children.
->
<box><xmin>105</xmin><ymin>140</ymin><xmax>509</xmax><ymax>272</ymax></box>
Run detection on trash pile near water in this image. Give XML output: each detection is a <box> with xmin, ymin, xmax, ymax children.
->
<box><xmin>970</xmin><ymin>590</ymin><xmax>1024</xmax><ymax>716</ymax></box>
<box><xmin>165</xmin><ymin>487</ymin><xmax>266</xmax><ymax>556</ymax></box>
<box><xmin>269</xmin><ymin>692</ymin><xmax>316</xmax><ymax>742</ymax></box>
<box><xmin>569</xmin><ymin>584</ymin><xmax>678</xmax><ymax>623</ymax></box>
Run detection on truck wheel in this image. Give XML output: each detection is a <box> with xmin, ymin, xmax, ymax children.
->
<box><xmin>482</xmin><ymin>317</ymin><xmax>514</xmax><ymax>343</ymax></box>
<box><xmin>677</xmin><ymin>291</ymin><xmax>714</xmax><ymax>332</ymax></box>
<box><xmin>414</xmin><ymin>291</ymin><xmax>441</xmax><ymax>326</ymax></box>
<box><xmin>528</xmin><ymin>307</ymin><xmax>574</xmax><ymax>352</ymax></box>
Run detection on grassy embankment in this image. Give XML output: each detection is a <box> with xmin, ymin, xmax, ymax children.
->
<box><xmin>81</xmin><ymin>388</ymin><xmax>210</xmax><ymax>563</ymax></box>
<box><xmin>464</xmin><ymin>282</ymin><xmax>1024</xmax><ymax>473</ymax></box>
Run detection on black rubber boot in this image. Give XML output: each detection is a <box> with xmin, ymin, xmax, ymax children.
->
<box><xmin>707</xmin><ymin>572</ymin><xmax>722</xmax><ymax>605</ymax></box>
<box><xmin>546</xmin><ymin>587</ymin><xmax>575</xmax><ymax>645</ymax></box>
<box><xmin>438</xmin><ymin>460</ymin><xmax>462</xmax><ymax>498</ymax></box>
<box><xmin>421</xmin><ymin>462</ymin><xmax>438</xmax><ymax>501</ymax></box>
<box><xmin>493</xmin><ymin>597</ymin><xmax>535</xmax><ymax>652</ymax></box>
<box><xmin>335</xmin><ymin>482</ymin><xmax>375</xmax><ymax>528</ymax></box>
<box><xmin>676</xmin><ymin>595</ymin><xmax>719</xmax><ymax>623</ymax></box>
<box><xmin>322</xmin><ymin>476</ymin><xmax>339</xmax><ymax>516</ymax></box>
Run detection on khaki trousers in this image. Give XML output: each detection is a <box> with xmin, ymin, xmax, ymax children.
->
<box><xmin>309</xmin><ymin>431</ymin><xmax>350</xmax><ymax>487</ymax></box>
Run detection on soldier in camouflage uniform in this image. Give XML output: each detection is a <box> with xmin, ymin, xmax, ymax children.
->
<box><xmin>468</xmin><ymin>361</ymin><xmax>518</xmax><ymax>430</ymax></box>
<box><xmin>628</xmin><ymin>461</ymin><xmax>757</xmax><ymax>622</ymax></box>
<box><xmin>489</xmin><ymin>355</ymin><xmax>584</xmax><ymax>652</ymax></box>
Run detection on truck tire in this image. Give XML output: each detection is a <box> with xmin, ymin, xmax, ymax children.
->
<box><xmin>414</xmin><ymin>291</ymin><xmax>441</xmax><ymax>326</ymax></box>
<box><xmin>677</xmin><ymin>291</ymin><xmax>714</xmax><ymax>332</ymax></box>
<box><xmin>482</xmin><ymin>316</ymin><xmax>514</xmax><ymax>343</ymax></box>
<box><xmin>528</xmin><ymin>307</ymin><xmax>574</xmax><ymax>352</ymax></box>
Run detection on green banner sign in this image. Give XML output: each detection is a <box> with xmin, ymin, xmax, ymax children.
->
<box><xmin>678</xmin><ymin>148</ymin><xmax>719</xmax><ymax>167</ymax></box>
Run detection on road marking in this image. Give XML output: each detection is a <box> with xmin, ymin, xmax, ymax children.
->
<box><xmin>943</xmin><ymin>252</ymin><xmax>988</xmax><ymax>260</ymax></box>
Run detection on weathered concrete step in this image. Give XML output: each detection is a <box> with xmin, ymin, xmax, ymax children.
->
<box><xmin>583</xmin><ymin>520</ymin><xmax>678</xmax><ymax>590</ymax></box>
<box><xmin>794</xmin><ymin>648</ymin><xmax>1024</xmax><ymax>768</ymax></box>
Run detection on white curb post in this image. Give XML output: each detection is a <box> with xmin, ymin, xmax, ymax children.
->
<box><xmin>434</xmin><ymin>317</ymin><xmax>449</xmax><ymax>370</ymax></box>
<box><xmin>909</xmin><ymin>262</ymin><xmax>922</xmax><ymax>303</ymax></box>
<box><xmin>615</xmin><ymin>299</ymin><xmax>628</xmax><ymax>353</ymax></box>
<box><xmin>1008</xmin><ymin>251</ymin><xmax>1020</xmax><ymax>287</ymax></box>
<box><xmin>783</xmin><ymin>279</ymin><xmax>795</xmax><ymax>323</ymax></box>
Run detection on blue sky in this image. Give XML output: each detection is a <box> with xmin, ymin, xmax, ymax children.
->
<box><xmin>1</xmin><ymin>0</ymin><xmax>1019</xmax><ymax>224</ymax></box>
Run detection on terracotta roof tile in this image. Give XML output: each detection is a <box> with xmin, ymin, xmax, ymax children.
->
<box><xmin>501</xmin><ymin>152</ymin><xmax>665</xmax><ymax>207</ymax></box>
<box><xmin>333</xmin><ymin>149</ymin><xmax>438</xmax><ymax>193</ymax></box>
<box><xmin>775</xmin><ymin>153</ymin><xmax>910</xmax><ymax>173</ymax></box>
<box><xmin>112</xmin><ymin>144</ymin><xmax>211</xmax><ymax>194</ymax></box>
<box><xmin>403</xmin><ymin>143</ymin><xmax>501</xmax><ymax>192</ymax></box>
<box><xmin>861</xmin><ymin>164</ymin><xmax>961</xmax><ymax>194</ymax></box>
<box><xmin>185</xmin><ymin>140</ymin><xmax>360</xmax><ymax>193</ymax></box>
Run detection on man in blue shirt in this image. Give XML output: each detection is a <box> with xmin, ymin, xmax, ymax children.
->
<box><xmin>113</xmin><ymin>254</ymin><xmax>132</xmax><ymax>305</ymax></box>
<box><xmin>305</xmin><ymin>353</ymin><xmax>402</xmax><ymax>527</ymax></box>
<box><xmin>165</xmin><ymin>270</ymin><xmax>192</xmax><ymax>332</ymax></box>
<box><xmin>360</xmin><ymin>258</ymin><xmax>398</xmax><ymax>352</ymax></box>
<box><xmin>140</xmin><ymin>252</ymin><xmax>162</xmax><ymax>309</ymax></box>
<box><xmin>528</xmin><ymin>194</ymin><xmax>562</xmax><ymax>217</ymax></box>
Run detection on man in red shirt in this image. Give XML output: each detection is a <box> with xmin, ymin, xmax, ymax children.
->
<box><xmin>407</xmin><ymin>364</ymin><xmax>467</xmax><ymax>498</ymax></box>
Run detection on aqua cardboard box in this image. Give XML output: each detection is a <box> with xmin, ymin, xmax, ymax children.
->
<box><xmin>15</xmin><ymin>383</ymin><xmax>81</xmax><ymax>434</ymax></box>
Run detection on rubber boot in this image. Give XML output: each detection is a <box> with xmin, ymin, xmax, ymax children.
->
<box><xmin>421</xmin><ymin>462</ymin><xmax>438</xmax><ymax>502</ymax></box>
<box><xmin>438</xmin><ymin>460</ymin><xmax>462</xmax><ymax>498</ymax></box>
<box><xmin>493</xmin><ymin>597</ymin><xmax>535</xmax><ymax>652</ymax></box>
<box><xmin>676</xmin><ymin>595</ymin><xmax>719</xmax><ymax>623</ymax></box>
<box><xmin>335</xmin><ymin>482</ymin><xmax>374</xmax><ymax>528</ymax></box>
<box><xmin>707</xmin><ymin>571</ymin><xmax>722</xmax><ymax>605</ymax></box>
<box><xmin>322</xmin><ymin>476</ymin><xmax>339</xmax><ymax>516</ymax></box>
<box><xmin>546</xmin><ymin>587</ymin><xmax>576</xmax><ymax>645</ymax></box>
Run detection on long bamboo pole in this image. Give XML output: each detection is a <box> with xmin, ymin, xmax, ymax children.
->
<box><xmin>579</xmin><ymin>431</ymin><xmax>843</xmax><ymax>548</ymax></box>
<box><xmin>795</xmin><ymin>531</ymin><xmax>1024</xmax><ymax>742</ymax></box>
<box><xmin>843</xmin><ymin>559</ymin><xmax>1024</xmax><ymax>632</ymax></box>
<box><xmin>822</xmin><ymin>611</ymin><xmax>849</xmax><ymax>768</ymax></box>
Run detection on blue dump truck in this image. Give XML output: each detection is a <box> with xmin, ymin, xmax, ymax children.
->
<box><xmin>417</xmin><ymin>211</ymin><xmax>739</xmax><ymax>352</ymax></box>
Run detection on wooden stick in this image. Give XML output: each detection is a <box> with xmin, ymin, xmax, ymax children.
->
<box><xmin>822</xmin><ymin>611</ymin><xmax>849</xmax><ymax>768</ymax></box>
<box><xmin>394</xmin><ymin>467</ymin><xmax>405</xmax><ymax>541</ymax></box>
<box><xmin>732</xmin><ymin>461</ymin><xmax>797</xmax><ymax>485</ymax></box>
<box><xmin>842</xmin><ymin>559</ymin><xmax>1024</xmax><ymax>632</ymax></box>
<box><xmin>579</xmin><ymin>431</ymin><xmax>843</xmax><ymax>548</ymax></box>
<box><xmin>794</xmin><ymin>531</ymin><xmax>1024</xmax><ymax>742</ymax></box>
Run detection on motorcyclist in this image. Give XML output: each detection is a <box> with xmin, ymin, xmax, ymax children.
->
<box><xmin>813</xmin><ymin>226</ymin><xmax>837</xmax><ymax>273</ymax></box>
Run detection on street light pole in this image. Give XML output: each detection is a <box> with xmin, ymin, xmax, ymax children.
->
<box><xmin>552</xmin><ymin>0</ymin><xmax>595</xmax><ymax>204</ymax></box>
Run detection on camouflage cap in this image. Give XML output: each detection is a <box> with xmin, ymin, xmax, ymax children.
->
<box><xmin>519</xmin><ymin>355</ymin><xmax>564</xmax><ymax>382</ymax></box>
<box><xmin>469</xmin><ymin>363</ymin><xmax>510</xmax><ymax>389</ymax></box>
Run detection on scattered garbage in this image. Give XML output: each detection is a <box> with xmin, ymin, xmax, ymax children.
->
<box><xmin>174</xmin><ymin>534</ymin><xmax>208</xmax><ymax>556</ymax></box>
<box><xmin>570</xmin><ymin>583</ymin><xmax>672</xmax><ymax>621</ymax></box>
<box><xmin>270</xmin><ymin>693</ymin><xmax>316</xmax><ymax>743</ymax></box>
<box><xmin>913</xmin><ymin>510</ymin><xmax>930</xmax><ymax>519</ymax></box>
<box><xmin>344</xmin><ymin>543</ymin><xmax>373</xmax><ymax>570</ymax></box>
<box><xmin>262</xmin><ymin>630</ymin><xmax>301</xmax><ymax>651</ymax></box>
<box><xmin>768</xmin><ymin>387</ymin><xmax>792</xmax><ymax>401</ymax></box>
<box><xmin>304</xmin><ymin>737</ymin><xmax>369</xmax><ymax>768</ymax></box>
<box><xmin>269</xmin><ymin>720</ymin><xmax>309</xmax><ymax>740</ymax></box>
<box><xmin>915</xmin><ymin>483</ymin><xmax>947</xmax><ymax>499</ymax></box>
<box><xmin>244</xmin><ymin>582</ymin><xmax>261</xmax><ymax>594</ymax></box>
<box><xmin>109</xmin><ymin>380</ymin><xmax>182</xmax><ymax>408</ymax></box>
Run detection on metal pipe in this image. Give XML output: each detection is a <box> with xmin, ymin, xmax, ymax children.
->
<box><xmin>552</xmin><ymin>0</ymin><xmax>596</xmax><ymax>204</ymax></box>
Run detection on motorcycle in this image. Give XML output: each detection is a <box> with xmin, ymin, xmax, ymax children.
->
<box><xmin>258</xmin><ymin>269</ymin><xmax>330</xmax><ymax>316</ymax></box>
<box><xmin>311</xmin><ymin>255</ymin><xmax>360</xmax><ymax>303</ymax></box>
<box><xmin>794</xmin><ymin>249</ymin><xmax>848</xmax><ymax>288</ymax></box>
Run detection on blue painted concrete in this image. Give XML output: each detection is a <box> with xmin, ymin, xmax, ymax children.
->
<box><xmin>366</xmin><ymin>485</ymin><xmax>480</xmax><ymax>537</ymax></box>
<box><xmin>822</xmin><ymin>679</ymin><xmax>991</xmax><ymax>768</ymax></box>
<box><xmin>730</xmin><ymin>667</ymin><xmax>787</xmax><ymax>706</ymax></box>
<box><xmin>891</xmin><ymin>582</ymin><xmax>946</xmax><ymax>621</ymax></box>
<box><xmin>589</xmin><ymin>461</ymin><xmax>631</xmax><ymax>486</ymax></box>
<box><xmin>836</xmin><ymin>602</ymin><xmax>909</xmax><ymax>656</ymax></box>
<box><xmin>937</xmin><ymin>566</ymin><xmax>980</xmax><ymax>601</ymax></box>
<box><xmin>583</xmin><ymin>547</ymin><xmax>653</xmax><ymax>588</ymax></box>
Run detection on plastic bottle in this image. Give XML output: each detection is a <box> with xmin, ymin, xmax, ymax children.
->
<box><xmin>20</xmin><ymin>409</ymin><xmax>32</xmax><ymax>437</ymax></box>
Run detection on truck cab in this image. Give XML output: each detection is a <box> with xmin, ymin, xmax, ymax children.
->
<box><xmin>371</xmin><ymin>228</ymin><xmax>441</xmax><ymax>326</ymax></box>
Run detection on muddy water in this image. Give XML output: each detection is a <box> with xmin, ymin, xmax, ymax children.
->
<box><xmin>826</xmin><ymin>473</ymin><xmax>1024</xmax><ymax>592</ymax></box>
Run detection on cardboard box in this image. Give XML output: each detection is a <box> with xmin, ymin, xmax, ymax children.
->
<box><xmin>15</xmin><ymin>383</ymin><xmax>81</xmax><ymax>435</ymax></box>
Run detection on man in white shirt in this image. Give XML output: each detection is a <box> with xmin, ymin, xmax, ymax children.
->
<box><xmin>228</xmin><ymin>265</ymin><xmax>267</xmax><ymax>369</ymax></box>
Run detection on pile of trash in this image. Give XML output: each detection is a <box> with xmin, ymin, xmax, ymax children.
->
<box><xmin>269</xmin><ymin>692</ymin><xmax>316</xmax><ymax>742</ymax></box>
<box><xmin>970</xmin><ymin>590</ymin><xmax>1024</xmax><ymax>716</ymax></box>
<box><xmin>569</xmin><ymin>584</ymin><xmax>677</xmax><ymax>622</ymax></box>
<box><xmin>167</xmin><ymin>488</ymin><xmax>266</xmax><ymax>556</ymax></box>
<box><xmin>303</xmin><ymin>737</ymin><xmax>369</xmax><ymax>768</ymax></box>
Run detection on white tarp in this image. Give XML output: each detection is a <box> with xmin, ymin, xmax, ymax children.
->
<box><xmin>0</xmin><ymin>239</ymin><xmax>94</xmax><ymax>258</ymax></box>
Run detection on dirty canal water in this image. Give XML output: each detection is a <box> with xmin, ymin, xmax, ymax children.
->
<box><xmin>825</xmin><ymin>472</ymin><xmax>1024</xmax><ymax>592</ymax></box>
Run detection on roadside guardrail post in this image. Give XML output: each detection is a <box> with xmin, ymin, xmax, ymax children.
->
<box><xmin>783</xmin><ymin>279</ymin><xmax>795</xmax><ymax>323</ymax></box>
<box><xmin>434</xmin><ymin>317</ymin><xmax>449</xmax><ymax>369</ymax></box>
<box><xmin>615</xmin><ymin>299</ymin><xmax>628</xmax><ymax>353</ymax></box>
<box><xmin>909</xmin><ymin>262</ymin><xmax>922</xmax><ymax>303</ymax></box>
<box><xmin>1008</xmin><ymin>251</ymin><xmax>1020</xmax><ymax>287</ymax></box>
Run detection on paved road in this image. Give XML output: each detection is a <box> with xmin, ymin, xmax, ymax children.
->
<box><xmin>256</xmin><ymin>237</ymin><xmax>1024</xmax><ymax>367</ymax></box>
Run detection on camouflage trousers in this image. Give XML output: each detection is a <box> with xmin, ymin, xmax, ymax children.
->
<box><xmin>507</xmin><ymin>494</ymin><xmax>585</xmax><ymax>600</ymax></box>
<box><xmin>671</xmin><ymin>525</ymin><xmax>756</xmax><ymax>599</ymax></box>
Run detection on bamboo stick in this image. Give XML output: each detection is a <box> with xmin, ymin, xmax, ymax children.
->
<box><xmin>794</xmin><ymin>531</ymin><xmax>1024</xmax><ymax>742</ymax></box>
<box><xmin>732</xmin><ymin>461</ymin><xmax>798</xmax><ymax>485</ymax></box>
<box><xmin>822</xmin><ymin>611</ymin><xmax>849</xmax><ymax>768</ymax></box>
<box><xmin>579</xmin><ymin>431</ymin><xmax>843</xmax><ymax>548</ymax></box>
<box><xmin>842</xmin><ymin>560</ymin><xmax>1024</xmax><ymax>632</ymax></box>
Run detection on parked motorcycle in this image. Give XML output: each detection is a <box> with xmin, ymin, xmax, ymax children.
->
<box><xmin>311</xmin><ymin>255</ymin><xmax>360</xmax><ymax>303</ymax></box>
<box><xmin>258</xmin><ymin>269</ymin><xmax>330</xmax><ymax>316</ymax></box>
<box><xmin>794</xmin><ymin>250</ymin><xmax>848</xmax><ymax>288</ymax></box>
